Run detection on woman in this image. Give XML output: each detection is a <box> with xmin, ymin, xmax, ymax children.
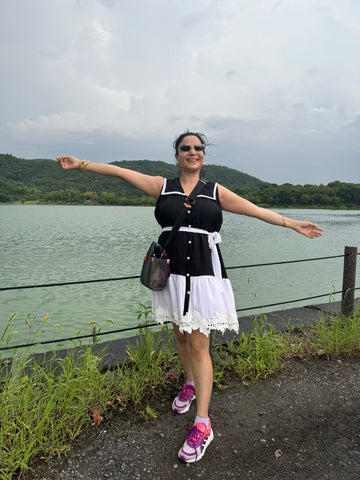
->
<box><xmin>57</xmin><ymin>131</ymin><xmax>323</xmax><ymax>464</ymax></box>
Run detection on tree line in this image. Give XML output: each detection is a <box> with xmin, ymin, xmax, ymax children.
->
<box><xmin>243</xmin><ymin>182</ymin><xmax>360</xmax><ymax>208</ymax></box>
<box><xmin>0</xmin><ymin>153</ymin><xmax>359</xmax><ymax>208</ymax></box>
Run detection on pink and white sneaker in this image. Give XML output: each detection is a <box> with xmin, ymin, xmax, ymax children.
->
<box><xmin>178</xmin><ymin>421</ymin><xmax>214</xmax><ymax>463</ymax></box>
<box><xmin>172</xmin><ymin>383</ymin><xmax>196</xmax><ymax>414</ymax></box>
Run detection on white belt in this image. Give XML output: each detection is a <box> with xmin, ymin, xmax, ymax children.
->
<box><xmin>161</xmin><ymin>226</ymin><xmax>222</xmax><ymax>279</ymax></box>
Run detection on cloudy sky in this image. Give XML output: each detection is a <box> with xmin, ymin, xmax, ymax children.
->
<box><xmin>1</xmin><ymin>0</ymin><xmax>359</xmax><ymax>185</ymax></box>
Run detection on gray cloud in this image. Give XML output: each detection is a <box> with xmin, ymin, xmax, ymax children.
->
<box><xmin>0</xmin><ymin>0</ymin><xmax>359</xmax><ymax>184</ymax></box>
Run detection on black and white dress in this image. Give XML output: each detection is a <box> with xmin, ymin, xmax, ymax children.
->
<box><xmin>152</xmin><ymin>178</ymin><xmax>239</xmax><ymax>336</ymax></box>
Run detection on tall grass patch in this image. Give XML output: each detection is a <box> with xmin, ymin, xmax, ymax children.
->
<box><xmin>0</xmin><ymin>348</ymin><xmax>110</xmax><ymax>479</ymax></box>
<box><xmin>312</xmin><ymin>312</ymin><xmax>360</xmax><ymax>358</ymax></box>
<box><xmin>214</xmin><ymin>317</ymin><xmax>287</xmax><ymax>381</ymax></box>
<box><xmin>0</xmin><ymin>321</ymin><xmax>181</xmax><ymax>478</ymax></box>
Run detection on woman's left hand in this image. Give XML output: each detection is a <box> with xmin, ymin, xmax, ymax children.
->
<box><xmin>294</xmin><ymin>221</ymin><xmax>324</xmax><ymax>239</ymax></box>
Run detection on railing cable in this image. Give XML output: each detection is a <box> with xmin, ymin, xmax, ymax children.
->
<box><xmin>0</xmin><ymin>275</ymin><xmax>139</xmax><ymax>292</ymax></box>
<box><xmin>1</xmin><ymin>249</ymin><xmax>359</xmax><ymax>352</ymax></box>
<box><xmin>0</xmin><ymin>253</ymin><xmax>353</xmax><ymax>292</ymax></box>
<box><xmin>0</xmin><ymin>321</ymin><xmax>171</xmax><ymax>352</ymax></box>
<box><xmin>227</xmin><ymin>253</ymin><xmax>347</xmax><ymax>270</ymax></box>
<box><xmin>236</xmin><ymin>289</ymin><xmax>348</xmax><ymax>312</ymax></box>
<box><xmin>1</xmin><ymin>287</ymin><xmax>359</xmax><ymax>353</ymax></box>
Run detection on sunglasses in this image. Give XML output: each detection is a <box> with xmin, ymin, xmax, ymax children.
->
<box><xmin>179</xmin><ymin>144</ymin><xmax>205</xmax><ymax>152</ymax></box>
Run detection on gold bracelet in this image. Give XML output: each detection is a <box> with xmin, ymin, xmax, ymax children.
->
<box><xmin>79</xmin><ymin>160</ymin><xmax>90</xmax><ymax>172</ymax></box>
<box><xmin>282</xmin><ymin>215</ymin><xmax>287</xmax><ymax>227</ymax></box>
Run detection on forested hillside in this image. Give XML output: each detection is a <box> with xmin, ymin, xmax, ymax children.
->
<box><xmin>1</xmin><ymin>153</ymin><xmax>359</xmax><ymax>207</ymax></box>
<box><xmin>0</xmin><ymin>154</ymin><xmax>266</xmax><ymax>205</ymax></box>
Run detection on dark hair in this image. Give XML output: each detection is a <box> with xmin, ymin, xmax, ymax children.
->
<box><xmin>173</xmin><ymin>130</ymin><xmax>208</xmax><ymax>155</ymax></box>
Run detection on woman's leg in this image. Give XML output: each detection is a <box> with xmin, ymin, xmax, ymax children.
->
<box><xmin>186</xmin><ymin>329</ymin><xmax>212</xmax><ymax>419</ymax></box>
<box><xmin>173</xmin><ymin>323</ymin><xmax>194</xmax><ymax>382</ymax></box>
<box><xmin>177</xmin><ymin>329</ymin><xmax>214</xmax><ymax>463</ymax></box>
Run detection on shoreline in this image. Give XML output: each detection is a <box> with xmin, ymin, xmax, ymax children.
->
<box><xmin>2</xmin><ymin>202</ymin><xmax>360</xmax><ymax>210</ymax></box>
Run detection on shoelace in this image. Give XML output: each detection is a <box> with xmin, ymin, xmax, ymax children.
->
<box><xmin>179</xmin><ymin>384</ymin><xmax>194</xmax><ymax>401</ymax></box>
<box><xmin>186</xmin><ymin>425</ymin><xmax>206</xmax><ymax>447</ymax></box>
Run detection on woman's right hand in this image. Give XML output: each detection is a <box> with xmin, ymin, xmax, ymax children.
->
<box><xmin>56</xmin><ymin>155</ymin><xmax>82</xmax><ymax>170</ymax></box>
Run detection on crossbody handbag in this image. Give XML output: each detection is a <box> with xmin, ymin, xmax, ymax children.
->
<box><xmin>140</xmin><ymin>178</ymin><xmax>207</xmax><ymax>291</ymax></box>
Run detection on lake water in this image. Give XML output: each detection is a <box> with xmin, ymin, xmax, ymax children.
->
<box><xmin>1</xmin><ymin>205</ymin><xmax>359</xmax><ymax>351</ymax></box>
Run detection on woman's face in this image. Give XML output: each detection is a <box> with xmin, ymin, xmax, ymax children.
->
<box><xmin>175</xmin><ymin>135</ymin><xmax>205</xmax><ymax>173</ymax></box>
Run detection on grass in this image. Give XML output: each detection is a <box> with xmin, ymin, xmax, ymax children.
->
<box><xmin>213</xmin><ymin>316</ymin><xmax>287</xmax><ymax>383</ymax></box>
<box><xmin>0</xmin><ymin>317</ymin><xmax>181</xmax><ymax>479</ymax></box>
<box><xmin>0</xmin><ymin>309</ymin><xmax>360</xmax><ymax>479</ymax></box>
<box><xmin>285</xmin><ymin>310</ymin><xmax>360</xmax><ymax>360</ymax></box>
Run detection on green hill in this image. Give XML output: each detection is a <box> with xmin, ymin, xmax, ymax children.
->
<box><xmin>1</xmin><ymin>153</ymin><xmax>359</xmax><ymax>207</ymax></box>
<box><xmin>0</xmin><ymin>154</ymin><xmax>267</xmax><ymax>204</ymax></box>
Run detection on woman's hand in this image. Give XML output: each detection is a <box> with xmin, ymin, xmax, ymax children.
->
<box><xmin>56</xmin><ymin>155</ymin><xmax>82</xmax><ymax>170</ymax></box>
<box><xmin>293</xmin><ymin>221</ymin><xmax>324</xmax><ymax>239</ymax></box>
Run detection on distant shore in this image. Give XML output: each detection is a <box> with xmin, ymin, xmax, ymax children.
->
<box><xmin>2</xmin><ymin>201</ymin><xmax>360</xmax><ymax>210</ymax></box>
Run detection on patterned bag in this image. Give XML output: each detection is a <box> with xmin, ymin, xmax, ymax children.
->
<box><xmin>140</xmin><ymin>241</ymin><xmax>170</xmax><ymax>291</ymax></box>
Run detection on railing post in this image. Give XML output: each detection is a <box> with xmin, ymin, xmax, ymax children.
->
<box><xmin>341</xmin><ymin>246</ymin><xmax>358</xmax><ymax>316</ymax></box>
<box><xmin>92</xmin><ymin>327</ymin><xmax>97</xmax><ymax>344</ymax></box>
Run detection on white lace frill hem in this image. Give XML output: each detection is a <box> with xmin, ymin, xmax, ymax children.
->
<box><xmin>152</xmin><ymin>305</ymin><xmax>239</xmax><ymax>337</ymax></box>
<box><xmin>151</xmin><ymin>274</ymin><xmax>239</xmax><ymax>337</ymax></box>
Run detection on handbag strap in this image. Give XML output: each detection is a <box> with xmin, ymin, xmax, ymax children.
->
<box><xmin>164</xmin><ymin>178</ymin><xmax>207</xmax><ymax>248</ymax></box>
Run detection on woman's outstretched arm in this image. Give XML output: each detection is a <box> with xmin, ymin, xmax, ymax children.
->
<box><xmin>218</xmin><ymin>184</ymin><xmax>324</xmax><ymax>239</ymax></box>
<box><xmin>56</xmin><ymin>155</ymin><xmax>163</xmax><ymax>199</ymax></box>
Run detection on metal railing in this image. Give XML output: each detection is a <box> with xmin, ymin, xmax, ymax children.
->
<box><xmin>0</xmin><ymin>247</ymin><xmax>358</xmax><ymax>352</ymax></box>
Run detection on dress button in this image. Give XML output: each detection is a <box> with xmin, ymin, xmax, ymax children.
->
<box><xmin>187</xmin><ymin>291</ymin><xmax>190</xmax><ymax>295</ymax></box>
<box><xmin>186</xmin><ymin>273</ymin><xmax>190</xmax><ymax>277</ymax></box>
<box><xmin>187</xmin><ymin>256</ymin><xmax>190</xmax><ymax>260</ymax></box>
<box><xmin>188</xmin><ymin>225</ymin><xmax>192</xmax><ymax>228</ymax></box>
<box><xmin>187</xmin><ymin>210</ymin><xmax>191</xmax><ymax>214</ymax></box>
<box><xmin>188</xmin><ymin>240</ymin><xmax>192</xmax><ymax>244</ymax></box>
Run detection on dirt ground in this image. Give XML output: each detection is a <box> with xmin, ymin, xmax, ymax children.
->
<box><xmin>25</xmin><ymin>356</ymin><xmax>360</xmax><ymax>480</ymax></box>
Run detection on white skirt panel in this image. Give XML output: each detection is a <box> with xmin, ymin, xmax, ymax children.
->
<box><xmin>152</xmin><ymin>274</ymin><xmax>239</xmax><ymax>337</ymax></box>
